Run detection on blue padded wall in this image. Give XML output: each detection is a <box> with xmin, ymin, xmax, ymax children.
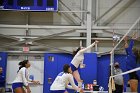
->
<box><xmin>43</xmin><ymin>53</ymin><xmax>140</xmax><ymax>92</ymax></box>
<box><xmin>0</xmin><ymin>52</ymin><xmax>7</xmax><ymax>79</ymax></box>
<box><xmin>43</xmin><ymin>53</ymin><xmax>73</xmax><ymax>93</ymax></box>
<box><xmin>97</xmin><ymin>54</ymin><xmax>140</xmax><ymax>92</ymax></box>
<box><xmin>44</xmin><ymin>53</ymin><xmax>58</xmax><ymax>93</ymax></box>
<box><xmin>97</xmin><ymin>55</ymin><xmax>110</xmax><ymax>91</ymax></box>
<box><xmin>114</xmin><ymin>54</ymin><xmax>140</xmax><ymax>92</ymax></box>
<box><xmin>80</xmin><ymin>53</ymin><xmax>97</xmax><ymax>84</ymax></box>
<box><xmin>97</xmin><ymin>54</ymin><xmax>129</xmax><ymax>91</ymax></box>
<box><xmin>43</xmin><ymin>53</ymin><xmax>97</xmax><ymax>93</ymax></box>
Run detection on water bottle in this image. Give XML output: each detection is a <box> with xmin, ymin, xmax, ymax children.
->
<box><xmin>99</xmin><ymin>86</ymin><xmax>104</xmax><ymax>91</ymax></box>
<box><xmin>82</xmin><ymin>83</ymin><xmax>84</xmax><ymax>89</ymax></box>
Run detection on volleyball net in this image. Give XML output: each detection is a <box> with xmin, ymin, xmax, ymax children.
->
<box><xmin>109</xmin><ymin>16</ymin><xmax>140</xmax><ymax>93</ymax></box>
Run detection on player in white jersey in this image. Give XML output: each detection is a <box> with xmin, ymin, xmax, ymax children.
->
<box><xmin>12</xmin><ymin>60</ymin><xmax>40</xmax><ymax>93</ymax></box>
<box><xmin>70</xmin><ymin>41</ymin><xmax>99</xmax><ymax>87</ymax></box>
<box><xmin>50</xmin><ymin>64</ymin><xmax>83</xmax><ymax>93</ymax></box>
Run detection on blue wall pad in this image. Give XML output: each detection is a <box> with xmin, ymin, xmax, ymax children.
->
<box><xmin>0</xmin><ymin>52</ymin><xmax>7</xmax><ymax>88</ymax></box>
<box><xmin>43</xmin><ymin>53</ymin><xmax>140</xmax><ymax>92</ymax></box>
<box><xmin>43</xmin><ymin>53</ymin><xmax>73</xmax><ymax>93</ymax></box>
<box><xmin>97</xmin><ymin>54</ymin><xmax>140</xmax><ymax>92</ymax></box>
<box><xmin>43</xmin><ymin>53</ymin><xmax>97</xmax><ymax>93</ymax></box>
<box><xmin>0</xmin><ymin>52</ymin><xmax>7</xmax><ymax>78</ymax></box>
<box><xmin>97</xmin><ymin>55</ymin><xmax>110</xmax><ymax>91</ymax></box>
<box><xmin>80</xmin><ymin>53</ymin><xmax>97</xmax><ymax>84</ymax></box>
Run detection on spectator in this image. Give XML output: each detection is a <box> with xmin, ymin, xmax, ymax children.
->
<box><xmin>0</xmin><ymin>67</ymin><xmax>5</xmax><ymax>93</ymax></box>
<box><xmin>113</xmin><ymin>62</ymin><xmax>124</xmax><ymax>93</ymax></box>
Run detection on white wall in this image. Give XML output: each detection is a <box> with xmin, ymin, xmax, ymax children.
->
<box><xmin>6</xmin><ymin>55</ymin><xmax>44</xmax><ymax>93</ymax></box>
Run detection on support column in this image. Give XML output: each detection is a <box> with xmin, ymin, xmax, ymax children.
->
<box><xmin>86</xmin><ymin>0</ymin><xmax>92</xmax><ymax>52</ymax></box>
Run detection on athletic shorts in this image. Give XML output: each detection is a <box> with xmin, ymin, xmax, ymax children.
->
<box><xmin>50</xmin><ymin>90</ymin><xmax>65</xmax><ymax>93</ymax></box>
<box><xmin>12</xmin><ymin>83</ymin><xmax>24</xmax><ymax>91</ymax></box>
<box><xmin>70</xmin><ymin>64</ymin><xmax>78</xmax><ymax>72</ymax></box>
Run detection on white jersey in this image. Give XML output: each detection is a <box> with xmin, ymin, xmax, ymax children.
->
<box><xmin>50</xmin><ymin>72</ymin><xmax>80</xmax><ymax>91</ymax></box>
<box><xmin>71</xmin><ymin>42</ymin><xmax>96</xmax><ymax>68</ymax></box>
<box><xmin>13</xmin><ymin>67</ymin><xmax>29</xmax><ymax>86</ymax></box>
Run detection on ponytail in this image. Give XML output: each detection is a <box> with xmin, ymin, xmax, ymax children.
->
<box><xmin>17</xmin><ymin>60</ymin><xmax>28</xmax><ymax>72</ymax></box>
<box><xmin>73</xmin><ymin>47</ymin><xmax>81</xmax><ymax>56</ymax></box>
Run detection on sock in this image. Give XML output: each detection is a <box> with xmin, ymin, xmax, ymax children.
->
<box><xmin>78</xmin><ymin>82</ymin><xmax>82</xmax><ymax>88</ymax></box>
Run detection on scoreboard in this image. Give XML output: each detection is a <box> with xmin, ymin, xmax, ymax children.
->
<box><xmin>0</xmin><ymin>0</ymin><xmax>58</xmax><ymax>11</ymax></box>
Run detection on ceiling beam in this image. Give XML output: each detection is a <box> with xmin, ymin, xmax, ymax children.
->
<box><xmin>0</xmin><ymin>24</ymin><xmax>133</xmax><ymax>30</ymax></box>
<box><xmin>102</xmin><ymin>0</ymin><xmax>136</xmax><ymax>26</ymax></box>
<box><xmin>94</xmin><ymin>0</ymin><xmax>123</xmax><ymax>23</ymax></box>
<box><xmin>33</xmin><ymin>42</ymin><xmax>72</xmax><ymax>54</ymax></box>
<box><xmin>0</xmin><ymin>24</ymin><xmax>85</xmax><ymax>29</ymax></box>
<box><xmin>0</xmin><ymin>33</ymin><xmax>19</xmax><ymax>41</ymax></box>
<box><xmin>31</xmin><ymin>29</ymin><xmax>75</xmax><ymax>41</ymax></box>
<box><xmin>0</xmin><ymin>29</ymin><xmax>76</xmax><ymax>48</ymax></box>
<box><xmin>59</xmin><ymin>0</ymin><xmax>82</xmax><ymax>23</ymax></box>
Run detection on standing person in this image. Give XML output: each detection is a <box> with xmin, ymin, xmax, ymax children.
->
<box><xmin>124</xmin><ymin>35</ymin><xmax>139</xmax><ymax>92</ymax></box>
<box><xmin>113</xmin><ymin>62</ymin><xmax>124</xmax><ymax>93</ymax></box>
<box><xmin>0</xmin><ymin>67</ymin><xmax>5</xmax><ymax>93</ymax></box>
<box><xmin>70</xmin><ymin>40</ymin><xmax>99</xmax><ymax>87</ymax></box>
<box><xmin>12</xmin><ymin>60</ymin><xmax>40</xmax><ymax>93</ymax></box>
<box><xmin>50</xmin><ymin>64</ymin><xmax>83</xmax><ymax>93</ymax></box>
